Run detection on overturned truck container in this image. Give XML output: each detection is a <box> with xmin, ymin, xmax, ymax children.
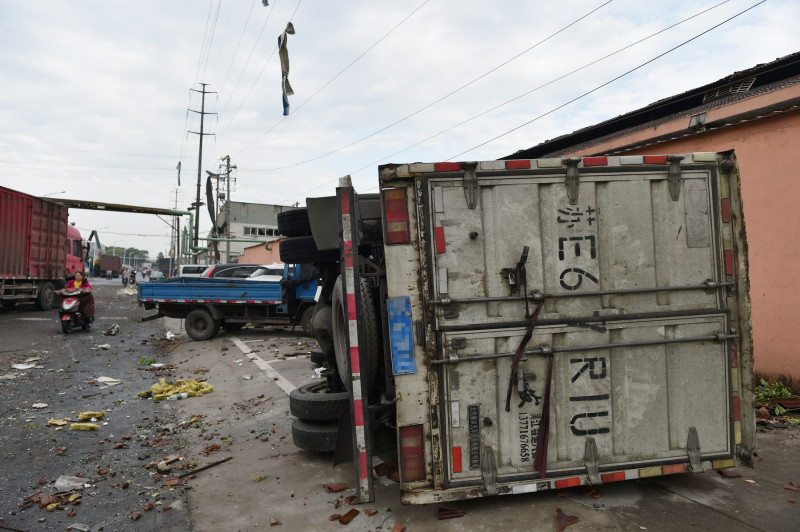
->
<box><xmin>279</xmin><ymin>151</ymin><xmax>753</xmax><ymax>505</ymax></box>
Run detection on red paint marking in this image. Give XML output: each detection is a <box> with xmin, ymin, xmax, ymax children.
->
<box><xmin>733</xmin><ymin>395</ymin><xmax>741</xmax><ymax>421</ymax></box>
<box><xmin>359</xmin><ymin>452</ymin><xmax>369</xmax><ymax>480</ymax></box>
<box><xmin>434</xmin><ymin>162</ymin><xmax>461</xmax><ymax>172</ymax></box>
<box><xmin>344</xmin><ymin>254</ymin><xmax>354</xmax><ymax>268</ymax></box>
<box><xmin>643</xmin><ymin>155</ymin><xmax>667</xmax><ymax>164</ymax></box>
<box><xmin>555</xmin><ymin>477</ymin><xmax>580</xmax><ymax>489</ymax></box>
<box><xmin>452</xmin><ymin>447</ymin><xmax>462</xmax><ymax>473</ymax></box>
<box><xmin>730</xmin><ymin>344</ymin><xmax>738</xmax><ymax>368</ymax></box>
<box><xmin>347</xmin><ymin>293</ymin><xmax>356</xmax><ymax>320</ymax></box>
<box><xmin>505</xmin><ymin>160</ymin><xmax>530</xmax><ymax>169</ymax></box>
<box><xmin>343</xmin><ymin>239</ymin><xmax>353</xmax><ymax>254</ymax></box>
<box><xmin>435</xmin><ymin>226</ymin><xmax>445</xmax><ymax>253</ymax></box>
<box><xmin>662</xmin><ymin>464</ymin><xmax>686</xmax><ymax>475</ymax></box>
<box><xmin>721</xmin><ymin>198</ymin><xmax>731</xmax><ymax>223</ymax></box>
<box><xmin>353</xmin><ymin>399</ymin><xmax>364</xmax><ymax>426</ymax></box>
<box><xmin>583</xmin><ymin>156</ymin><xmax>608</xmax><ymax>167</ymax></box>
<box><xmin>601</xmin><ymin>471</ymin><xmax>626</xmax><ymax>482</ymax></box>
<box><xmin>341</xmin><ymin>192</ymin><xmax>351</xmax><ymax>215</ymax></box>
<box><xmin>350</xmin><ymin>346</ymin><xmax>361</xmax><ymax>373</ymax></box>
<box><xmin>724</xmin><ymin>250</ymin><xmax>734</xmax><ymax>275</ymax></box>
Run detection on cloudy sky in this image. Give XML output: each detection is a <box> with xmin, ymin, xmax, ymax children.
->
<box><xmin>1</xmin><ymin>0</ymin><xmax>797</xmax><ymax>258</ymax></box>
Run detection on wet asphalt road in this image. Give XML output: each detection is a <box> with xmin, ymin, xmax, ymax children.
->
<box><xmin>0</xmin><ymin>278</ymin><xmax>190</xmax><ymax>531</ymax></box>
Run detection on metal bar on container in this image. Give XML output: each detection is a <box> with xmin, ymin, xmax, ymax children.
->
<box><xmin>431</xmin><ymin>333</ymin><xmax>738</xmax><ymax>365</ymax></box>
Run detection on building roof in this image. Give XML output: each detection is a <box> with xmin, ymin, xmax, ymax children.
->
<box><xmin>503</xmin><ymin>51</ymin><xmax>800</xmax><ymax>159</ymax></box>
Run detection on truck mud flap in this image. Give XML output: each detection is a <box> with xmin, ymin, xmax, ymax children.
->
<box><xmin>138</xmin><ymin>312</ymin><xmax>164</xmax><ymax>323</ymax></box>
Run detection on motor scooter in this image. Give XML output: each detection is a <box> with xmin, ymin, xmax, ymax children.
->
<box><xmin>57</xmin><ymin>288</ymin><xmax>94</xmax><ymax>334</ymax></box>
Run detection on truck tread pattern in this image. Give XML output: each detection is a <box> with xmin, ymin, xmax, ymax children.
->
<box><xmin>277</xmin><ymin>208</ymin><xmax>311</xmax><ymax>237</ymax></box>
<box><xmin>291</xmin><ymin>418</ymin><xmax>337</xmax><ymax>452</ymax></box>
<box><xmin>279</xmin><ymin>235</ymin><xmax>339</xmax><ymax>264</ymax></box>
<box><xmin>289</xmin><ymin>382</ymin><xmax>350</xmax><ymax>421</ymax></box>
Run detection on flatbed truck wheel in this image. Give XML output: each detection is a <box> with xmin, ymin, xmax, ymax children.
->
<box><xmin>185</xmin><ymin>309</ymin><xmax>220</xmax><ymax>341</ymax></box>
<box><xmin>289</xmin><ymin>382</ymin><xmax>349</xmax><ymax>421</ymax></box>
<box><xmin>35</xmin><ymin>282</ymin><xmax>55</xmax><ymax>310</ymax></box>
<box><xmin>331</xmin><ymin>276</ymin><xmax>379</xmax><ymax>391</ymax></box>
<box><xmin>291</xmin><ymin>418</ymin><xmax>337</xmax><ymax>452</ymax></box>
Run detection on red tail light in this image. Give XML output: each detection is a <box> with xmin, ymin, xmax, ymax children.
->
<box><xmin>399</xmin><ymin>424</ymin><xmax>425</xmax><ymax>481</ymax></box>
<box><xmin>383</xmin><ymin>188</ymin><xmax>410</xmax><ymax>244</ymax></box>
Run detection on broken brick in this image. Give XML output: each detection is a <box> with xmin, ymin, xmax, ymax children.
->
<box><xmin>323</xmin><ymin>482</ymin><xmax>348</xmax><ymax>493</ymax></box>
<box><xmin>131</xmin><ymin>512</ymin><xmax>142</xmax><ymax>521</ymax></box>
<box><xmin>364</xmin><ymin>509</ymin><xmax>378</xmax><ymax>516</ymax></box>
<box><xmin>144</xmin><ymin>503</ymin><xmax>154</xmax><ymax>512</ymax></box>
<box><xmin>329</xmin><ymin>514</ymin><xmax>342</xmax><ymax>521</ymax></box>
<box><xmin>338</xmin><ymin>509</ymin><xmax>359</xmax><ymax>524</ymax></box>
<box><xmin>392</xmin><ymin>525</ymin><xmax>406</xmax><ymax>532</ymax></box>
<box><xmin>437</xmin><ymin>507</ymin><xmax>466</xmax><ymax>520</ymax></box>
<box><xmin>718</xmin><ymin>469</ymin><xmax>742</xmax><ymax>478</ymax></box>
<box><xmin>554</xmin><ymin>508</ymin><xmax>579</xmax><ymax>532</ymax></box>
<box><xmin>270</xmin><ymin>517</ymin><xmax>280</xmax><ymax>526</ymax></box>
<box><xmin>784</xmin><ymin>486</ymin><xmax>799</xmax><ymax>491</ymax></box>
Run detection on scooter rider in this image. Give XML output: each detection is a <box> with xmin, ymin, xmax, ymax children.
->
<box><xmin>65</xmin><ymin>271</ymin><xmax>95</xmax><ymax>325</ymax></box>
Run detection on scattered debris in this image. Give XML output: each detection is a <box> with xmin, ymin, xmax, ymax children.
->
<box><xmin>96</xmin><ymin>344</ymin><xmax>112</xmax><ymax>350</ymax></box>
<box><xmin>166</xmin><ymin>331</ymin><xmax>176</xmax><ymax>340</ymax></box>
<box><xmin>392</xmin><ymin>524</ymin><xmax>406</xmax><ymax>532</ymax></box>
<box><xmin>178</xmin><ymin>456</ymin><xmax>232</xmax><ymax>479</ymax></box>
<box><xmin>96</xmin><ymin>376</ymin><xmax>122</xmax><ymax>388</ymax></box>
<box><xmin>339</xmin><ymin>509</ymin><xmax>359</xmax><ymax>524</ymax></box>
<box><xmin>78</xmin><ymin>411</ymin><xmax>105</xmax><ymax>421</ymax></box>
<box><xmin>55</xmin><ymin>475</ymin><xmax>86</xmax><ymax>491</ymax></box>
<box><xmin>242</xmin><ymin>374</ymin><xmax>253</xmax><ymax>380</ymax></box>
<box><xmin>32</xmin><ymin>403</ymin><xmax>48</xmax><ymax>409</ymax></box>
<box><xmin>140</xmin><ymin>377</ymin><xmax>214</xmax><ymax>401</ymax></box>
<box><xmin>270</xmin><ymin>516</ymin><xmax>281</xmax><ymax>526</ymax></box>
<box><xmin>554</xmin><ymin>508</ymin><xmax>579</xmax><ymax>532</ymax></box>
<box><xmin>254</xmin><ymin>475</ymin><xmax>266</xmax><ymax>482</ymax></box>
<box><xmin>718</xmin><ymin>469</ymin><xmax>742</xmax><ymax>478</ymax></box>
<box><xmin>103</xmin><ymin>323</ymin><xmax>120</xmax><ymax>336</ymax></box>
<box><xmin>329</xmin><ymin>514</ymin><xmax>341</xmax><ymax>521</ymax></box>
<box><xmin>323</xmin><ymin>482</ymin><xmax>348</xmax><ymax>493</ymax></box>
<box><xmin>69</xmin><ymin>423</ymin><xmax>100</xmax><ymax>431</ymax></box>
<box><xmin>364</xmin><ymin>509</ymin><xmax>378</xmax><ymax>516</ymax></box>
<box><xmin>437</xmin><ymin>507</ymin><xmax>466</xmax><ymax>520</ymax></box>
<box><xmin>12</xmin><ymin>363</ymin><xmax>38</xmax><ymax>370</ymax></box>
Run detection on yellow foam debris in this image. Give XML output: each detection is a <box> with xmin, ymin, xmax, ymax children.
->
<box><xmin>141</xmin><ymin>377</ymin><xmax>214</xmax><ymax>401</ymax></box>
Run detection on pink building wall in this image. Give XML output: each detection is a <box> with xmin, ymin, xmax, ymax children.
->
<box><xmin>238</xmin><ymin>240</ymin><xmax>283</xmax><ymax>265</ymax></box>
<box><xmin>557</xmin><ymin>90</ymin><xmax>800</xmax><ymax>381</ymax></box>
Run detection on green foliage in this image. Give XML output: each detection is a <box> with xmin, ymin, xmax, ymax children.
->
<box><xmin>138</xmin><ymin>356</ymin><xmax>156</xmax><ymax>366</ymax></box>
<box><xmin>755</xmin><ymin>378</ymin><xmax>794</xmax><ymax>404</ymax></box>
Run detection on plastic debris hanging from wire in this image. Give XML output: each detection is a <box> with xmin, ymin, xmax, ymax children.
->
<box><xmin>279</xmin><ymin>22</ymin><xmax>295</xmax><ymax>116</ymax></box>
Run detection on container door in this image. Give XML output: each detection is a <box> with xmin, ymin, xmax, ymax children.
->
<box><xmin>424</xmin><ymin>165</ymin><xmax>735</xmax><ymax>486</ymax></box>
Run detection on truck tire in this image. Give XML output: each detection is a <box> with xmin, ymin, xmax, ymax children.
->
<box><xmin>35</xmin><ymin>282</ymin><xmax>56</xmax><ymax>310</ymax></box>
<box><xmin>291</xmin><ymin>418</ymin><xmax>337</xmax><ymax>453</ymax></box>
<box><xmin>277</xmin><ymin>208</ymin><xmax>311</xmax><ymax>237</ymax></box>
<box><xmin>289</xmin><ymin>382</ymin><xmax>350</xmax><ymax>421</ymax></box>
<box><xmin>332</xmin><ymin>276</ymin><xmax>379</xmax><ymax>391</ymax></box>
<box><xmin>280</xmin><ymin>235</ymin><xmax>339</xmax><ymax>264</ymax></box>
<box><xmin>300</xmin><ymin>305</ymin><xmax>315</xmax><ymax>336</ymax></box>
<box><xmin>185</xmin><ymin>309</ymin><xmax>220</xmax><ymax>341</ymax></box>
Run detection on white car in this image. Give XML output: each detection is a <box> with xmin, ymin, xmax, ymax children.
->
<box><xmin>246</xmin><ymin>264</ymin><xmax>285</xmax><ymax>283</ymax></box>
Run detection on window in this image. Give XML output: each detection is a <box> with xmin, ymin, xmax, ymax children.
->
<box><xmin>243</xmin><ymin>227</ymin><xmax>252</xmax><ymax>236</ymax></box>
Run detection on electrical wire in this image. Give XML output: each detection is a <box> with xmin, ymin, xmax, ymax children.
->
<box><xmin>448</xmin><ymin>0</ymin><xmax>766</xmax><ymax>160</ymax></box>
<box><xmin>217</xmin><ymin>0</ymin><xmax>257</xmax><ymax>99</ymax></box>
<box><xmin>251</xmin><ymin>0</ymin><xmax>614</xmax><ymax>170</ymax></box>
<box><xmin>232</xmin><ymin>0</ymin><xmax>432</xmax><ymax>157</ymax></box>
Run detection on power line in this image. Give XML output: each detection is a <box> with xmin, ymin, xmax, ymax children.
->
<box><xmin>233</xmin><ymin>0</ymin><xmax>432</xmax><ymax>157</ymax></box>
<box><xmin>251</xmin><ymin>0</ymin><xmax>614</xmax><ymax>170</ymax></box>
<box><xmin>217</xmin><ymin>0</ymin><xmax>257</xmax><ymax>99</ymax></box>
<box><xmin>193</xmin><ymin>0</ymin><xmax>216</xmax><ymax>88</ymax></box>
<box><xmin>448</xmin><ymin>0</ymin><xmax>766</xmax><ymax>160</ymax></box>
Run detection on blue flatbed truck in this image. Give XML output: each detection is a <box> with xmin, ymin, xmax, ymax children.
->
<box><xmin>137</xmin><ymin>263</ymin><xmax>317</xmax><ymax>341</ymax></box>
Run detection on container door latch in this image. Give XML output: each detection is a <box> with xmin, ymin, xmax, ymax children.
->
<box><xmin>462</xmin><ymin>162</ymin><xmax>479</xmax><ymax>210</ymax></box>
<box><xmin>668</xmin><ymin>154</ymin><xmax>685</xmax><ymax>201</ymax></box>
<box><xmin>687</xmin><ymin>426</ymin><xmax>704</xmax><ymax>472</ymax></box>
<box><xmin>563</xmin><ymin>158</ymin><xmax>581</xmax><ymax>205</ymax></box>
<box><xmin>584</xmin><ymin>437</ymin><xmax>602</xmax><ymax>485</ymax></box>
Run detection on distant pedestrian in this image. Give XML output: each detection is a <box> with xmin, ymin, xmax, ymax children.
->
<box><xmin>129</xmin><ymin>270</ymin><xmax>136</xmax><ymax>287</ymax></box>
<box><xmin>122</xmin><ymin>267</ymin><xmax>129</xmax><ymax>288</ymax></box>
<box><xmin>106</xmin><ymin>269</ymin><xmax>112</xmax><ymax>280</ymax></box>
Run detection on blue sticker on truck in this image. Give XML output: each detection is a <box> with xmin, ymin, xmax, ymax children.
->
<box><xmin>387</xmin><ymin>296</ymin><xmax>416</xmax><ymax>375</ymax></box>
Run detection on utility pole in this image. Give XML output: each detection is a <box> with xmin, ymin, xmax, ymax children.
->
<box><xmin>222</xmin><ymin>155</ymin><xmax>236</xmax><ymax>263</ymax></box>
<box><xmin>188</xmin><ymin>83</ymin><xmax>216</xmax><ymax>264</ymax></box>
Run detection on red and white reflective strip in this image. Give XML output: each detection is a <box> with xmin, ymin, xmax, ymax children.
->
<box><xmin>146</xmin><ymin>299</ymin><xmax>278</xmax><ymax>304</ymax></box>
<box><xmin>340</xmin><ymin>190</ymin><xmax>370</xmax><ymax>497</ymax></box>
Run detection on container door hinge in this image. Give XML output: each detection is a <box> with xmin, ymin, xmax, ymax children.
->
<box><xmin>667</xmin><ymin>154</ymin><xmax>685</xmax><ymax>201</ymax></box>
<box><xmin>462</xmin><ymin>162</ymin><xmax>479</xmax><ymax>210</ymax></box>
<box><xmin>686</xmin><ymin>426</ymin><xmax>704</xmax><ymax>473</ymax></box>
<box><xmin>563</xmin><ymin>158</ymin><xmax>581</xmax><ymax>205</ymax></box>
<box><xmin>481</xmin><ymin>446</ymin><xmax>498</xmax><ymax>496</ymax></box>
<box><xmin>583</xmin><ymin>437</ymin><xmax>602</xmax><ymax>485</ymax></box>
